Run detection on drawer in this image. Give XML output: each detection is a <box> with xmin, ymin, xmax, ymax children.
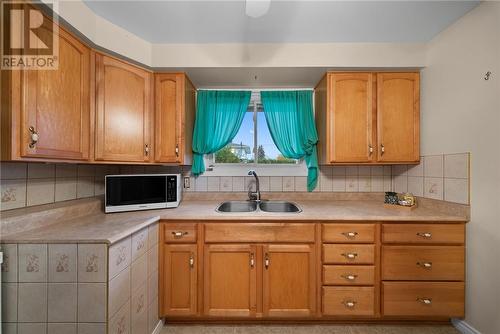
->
<box><xmin>323</xmin><ymin>286</ymin><xmax>375</xmax><ymax>316</ymax></box>
<box><xmin>323</xmin><ymin>244</ymin><xmax>375</xmax><ymax>264</ymax></box>
<box><xmin>163</xmin><ymin>223</ymin><xmax>197</xmax><ymax>243</ymax></box>
<box><xmin>323</xmin><ymin>265</ymin><xmax>375</xmax><ymax>286</ymax></box>
<box><xmin>204</xmin><ymin>223</ymin><xmax>315</xmax><ymax>243</ymax></box>
<box><xmin>382</xmin><ymin>246</ymin><xmax>464</xmax><ymax>281</ymax></box>
<box><xmin>382</xmin><ymin>282</ymin><xmax>465</xmax><ymax>317</ymax></box>
<box><xmin>382</xmin><ymin>224</ymin><xmax>465</xmax><ymax>244</ymax></box>
<box><xmin>323</xmin><ymin>224</ymin><xmax>375</xmax><ymax>243</ymax></box>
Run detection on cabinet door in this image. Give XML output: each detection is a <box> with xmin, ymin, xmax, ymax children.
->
<box><xmin>377</xmin><ymin>73</ymin><xmax>420</xmax><ymax>162</ymax></box>
<box><xmin>95</xmin><ymin>54</ymin><xmax>152</xmax><ymax>162</ymax></box>
<box><xmin>161</xmin><ymin>244</ymin><xmax>197</xmax><ymax>316</ymax></box>
<box><xmin>328</xmin><ymin>73</ymin><xmax>375</xmax><ymax>163</ymax></box>
<box><xmin>204</xmin><ymin>244</ymin><xmax>257</xmax><ymax>317</ymax></box>
<box><xmin>263</xmin><ymin>244</ymin><xmax>316</xmax><ymax>317</ymax></box>
<box><xmin>155</xmin><ymin>73</ymin><xmax>183</xmax><ymax>163</ymax></box>
<box><xmin>21</xmin><ymin>27</ymin><xmax>90</xmax><ymax>160</ymax></box>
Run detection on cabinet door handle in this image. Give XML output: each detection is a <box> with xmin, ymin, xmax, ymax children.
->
<box><xmin>380</xmin><ymin>144</ymin><xmax>385</xmax><ymax>156</ymax></box>
<box><xmin>341</xmin><ymin>274</ymin><xmax>358</xmax><ymax>281</ymax></box>
<box><xmin>171</xmin><ymin>231</ymin><xmax>188</xmax><ymax>239</ymax></box>
<box><xmin>341</xmin><ymin>252</ymin><xmax>358</xmax><ymax>260</ymax></box>
<box><xmin>250</xmin><ymin>253</ymin><xmax>255</xmax><ymax>268</ymax></box>
<box><xmin>264</xmin><ymin>253</ymin><xmax>270</xmax><ymax>269</ymax></box>
<box><xmin>175</xmin><ymin>144</ymin><xmax>179</xmax><ymax>157</ymax></box>
<box><xmin>417</xmin><ymin>261</ymin><xmax>432</xmax><ymax>269</ymax></box>
<box><xmin>341</xmin><ymin>231</ymin><xmax>358</xmax><ymax>239</ymax></box>
<box><xmin>144</xmin><ymin>144</ymin><xmax>149</xmax><ymax>156</ymax></box>
<box><xmin>369</xmin><ymin>145</ymin><xmax>373</xmax><ymax>155</ymax></box>
<box><xmin>416</xmin><ymin>232</ymin><xmax>432</xmax><ymax>239</ymax></box>
<box><xmin>342</xmin><ymin>300</ymin><xmax>357</xmax><ymax>308</ymax></box>
<box><xmin>28</xmin><ymin>126</ymin><xmax>39</xmax><ymax>148</ymax></box>
<box><xmin>417</xmin><ymin>298</ymin><xmax>432</xmax><ymax>305</ymax></box>
<box><xmin>189</xmin><ymin>254</ymin><xmax>194</xmax><ymax>269</ymax></box>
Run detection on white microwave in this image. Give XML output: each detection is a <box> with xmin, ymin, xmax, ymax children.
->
<box><xmin>105</xmin><ymin>174</ymin><xmax>182</xmax><ymax>213</ymax></box>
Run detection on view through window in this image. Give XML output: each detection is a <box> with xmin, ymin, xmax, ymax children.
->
<box><xmin>214</xmin><ymin>104</ymin><xmax>297</xmax><ymax>164</ymax></box>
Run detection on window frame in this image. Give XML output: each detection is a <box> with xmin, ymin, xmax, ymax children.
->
<box><xmin>201</xmin><ymin>90</ymin><xmax>311</xmax><ymax>177</ymax></box>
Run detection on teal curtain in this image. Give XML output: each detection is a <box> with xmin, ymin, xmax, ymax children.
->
<box><xmin>192</xmin><ymin>90</ymin><xmax>251</xmax><ymax>175</ymax></box>
<box><xmin>261</xmin><ymin>91</ymin><xmax>319</xmax><ymax>191</ymax></box>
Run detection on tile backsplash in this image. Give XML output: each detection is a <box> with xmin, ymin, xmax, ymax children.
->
<box><xmin>0</xmin><ymin>152</ymin><xmax>470</xmax><ymax>211</ymax></box>
<box><xmin>391</xmin><ymin>153</ymin><xmax>470</xmax><ymax>205</ymax></box>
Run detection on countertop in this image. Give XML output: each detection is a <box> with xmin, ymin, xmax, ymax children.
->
<box><xmin>1</xmin><ymin>195</ymin><xmax>469</xmax><ymax>244</ymax></box>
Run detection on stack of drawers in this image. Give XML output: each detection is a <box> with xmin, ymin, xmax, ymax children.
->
<box><xmin>322</xmin><ymin>223</ymin><xmax>377</xmax><ymax>316</ymax></box>
<box><xmin>381</xmin><ymin>223</ymin><xmax>465</xmax><ymax>318</ymax></box>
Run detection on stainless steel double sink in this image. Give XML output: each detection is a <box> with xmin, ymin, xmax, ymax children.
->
<box><xmin>216</xmin><ymin>200</ymin><xmax>302</xmax><ymax>213</ymax></box>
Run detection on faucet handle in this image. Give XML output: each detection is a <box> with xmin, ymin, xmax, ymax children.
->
<box><xmin>248</xmin><ymin>189</ymin><xmax>258</xmax><ymax>201</ymax></box>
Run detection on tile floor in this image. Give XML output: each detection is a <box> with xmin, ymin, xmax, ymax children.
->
<box><xmin>161</xmin><ymin>325</ymin><xmax>460</xmax><ymax>334</ymax></box>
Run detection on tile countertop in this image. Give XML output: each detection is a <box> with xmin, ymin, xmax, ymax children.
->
<box><xmin>0</xmin><ymin>194</ymin><xmax>469</xmax><ymax>244</ymax></box>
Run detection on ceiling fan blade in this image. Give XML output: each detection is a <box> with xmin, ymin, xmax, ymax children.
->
<box><xmin>245</xmin><ymin>0</ymin><xmax>271</xmax><ymax>18</ymax></box>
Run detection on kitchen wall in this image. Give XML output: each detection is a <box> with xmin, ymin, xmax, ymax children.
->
<box><xmin>420</xmin><ymin>2</ymin><xmax>500</xmax><ymax>334</ymax></box>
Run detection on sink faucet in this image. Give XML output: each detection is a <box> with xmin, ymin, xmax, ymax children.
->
<box><xmin>247</xmin><ymin>170</ymin><xmax>261</xmax><ymax>202</ymax></box>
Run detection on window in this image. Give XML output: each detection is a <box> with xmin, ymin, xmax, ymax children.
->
<box><xmin>213</xmin><ymin>101</ymin><xmax>298</xmax><ymax>165</ymax></box>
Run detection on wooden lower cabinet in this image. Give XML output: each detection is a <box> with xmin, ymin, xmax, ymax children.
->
<box><xmin>161</xmin><ymin>244</ymin><xmax>197</xmax><ymax>316</ymax></box>
<box><xmin>263</xmin><ymin>244</ymin><xmax>316</xmax><ymax>317</ymax></box>
<box><xmin>204</xmin><ymin>244</ymin><xmax>257</xmax><ymax>317</ymax></box>
<box><xmin>160</xmin><ymin>221</ymin><xmax>466</xmax><ymax>322</ymax></box>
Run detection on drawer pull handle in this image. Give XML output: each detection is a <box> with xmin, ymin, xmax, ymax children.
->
<box><xmin>416</xmin><ymin>232</ymin><xmax>432</xmax><ymax>239</ymax></box>
<box><xmin>172</xmin><ymin>231</ymin><xmax>188</xmax><ymax>239</ymax></box>
<box><xmin>343</xmin><ymin>300</ymin><xmax>357</xmax><ymax>308</ymax></box>
<box><xmin>189</xmin><ymin>254</ymin><xmax>195</xmax><ymax>268</ymax></box>
<box><xmin>417</xmin><ymin>298</ymin><xmax>432</xmax><ymax>305</ymax></box>
<box><xmin>341</xmin><ymin>252</ymin><xmax>358</xmax><ymax>260</ymax></box>
<box><xmin>417</xmin><ymin>261</ymin><xmax>433</xmax><ymax>269</ymax></box>
<box><xmin>341</xmin><ymin>232</ymin><xmax>358</xmax><ymax>239</ymax></box>
<box><xmin>341</xmin><ymin>274</ymin><xmax>358</xmax><ymax>281</ymax></box>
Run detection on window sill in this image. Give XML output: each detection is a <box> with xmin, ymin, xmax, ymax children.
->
<box><xmin>202</xmin><ymin>163</ymin><xmax>308</xmax><ymax>177</ymax></box>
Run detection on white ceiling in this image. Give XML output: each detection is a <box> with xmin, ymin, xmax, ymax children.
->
<box><xmin>83</xmin><ymin>0</ymin><xmax>479</xmax><ymax>43</ymax></box>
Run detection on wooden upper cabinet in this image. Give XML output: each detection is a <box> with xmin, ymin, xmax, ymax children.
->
<box><xmin>377</xmin><ymin>73</ymin><xmax>420</xmax><ymax>163</ymax></box>
<box><xmin>161</xmin><ymin>244</ymin><xmax>197</xmax><ymax>316</ymax></box>
<box><xmin>204</xmin><ymin>244</ymin><xmax>257</xmax><ymax>317</ymax></box>
<box><xmin>2</xmin><ymin>25</ymin><xmax>91</xmax><ymax>161</ymax></box>
<box><xmin>328</xmin><ymin>73</ymin><xmax>375</xmax><ymax>163</ymax></box>
<box><xmin>155</xmin><ymin>73</ymin><xmax>195</xmax><ymax>164</ymax></box>
<box><xmin>315</xmin><ymin>71</ymin><xmax>420</xmax><ymax>164</ymax></box>
<box><xmin>262</xmin><ymin>244</ymin><xmax>316</xmax><ymax>317</ymax></box>
<box><xmin>95</xmin><ymin>54</ymin><xmax>153</xmax><ymax>162</ymax></box>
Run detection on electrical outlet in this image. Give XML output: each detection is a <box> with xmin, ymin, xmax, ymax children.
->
<box><xmin>183</xmin><ymin>176</ymin><xmax>190</xmax><ymax>189</ymax></box>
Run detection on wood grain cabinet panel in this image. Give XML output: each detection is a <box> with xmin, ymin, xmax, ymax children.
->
<box><xmin>382</xmin><ymin>282</ymin><xmax>465</xmax><ymax>317</ymax></box>
<box><xmin>382</xmin><ymin>246</ymin><xmax>465</xmax><ymax>281</ymax></box>
<box><xmin>163</xmin><ymin>223</ymin><xmax>197</xmax><ymax>243</ymax></box>
<box><xmin>204</xmin><ymin>223</ymin><xmax>315</xmax><ymax>243</ymax></box>
<box><xmin>327</xmin><ymin>73</ymin><xmax>375</xmax><ymax>163</ymax></box>
<box><xmin>162</xmin><ymin>244</ymin><xmax>197</xmax><ymax>316</ymax></box>
<box><xmin>314</xmin><ymin>71</ymin><xmax>420</xmax><ymax>164</ymax></box>
<box><xmin>377</xmin><ymin>73</ymin><xmax>420</xmax><ymax>163</ymax></box>
<box><xmin>323</xmin><ymin>224</ymin><xmax>375</xmax><ymax>243</ymax></box>
<box><xmin>204</xmin><ymin>244</ymin><xmax>257</xmax><ymax>317</ymax></box>
<box><xmin>154</xmin><ymin>73</ymin><xmax>195</xmax><ymax>164</ymax></box>
<box><xmin>323</xmin><ymin>286</ymin><xmax>375</xmax><ymax>316</ymax></box>
<box><xmin>14</xmin><ymin>26</ymin><xmax>91</xmax><ymax>160</ymax></box>
<box><xmin>323</xmin><ymin>244</ymin><xmax>375</xmax><ymax>265</ymax></box>
<box><xmin>95</xmin><ymin>54</ymin><xmax>153</xmax><ymax>162</ymax></box>
<box><xmin>263</xmin><ymin>245</ymin><xmax>316</xmax><ymax>317</ymax></box>
<box><xmin>323</xmin><ymin>265</ymin><xmax>375</xmax><ymax>286</ymax></box>
<box><xmin>382</xmin><ymin>224</ymin><xmax>465</xmax><ymax>244</ymax></box>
